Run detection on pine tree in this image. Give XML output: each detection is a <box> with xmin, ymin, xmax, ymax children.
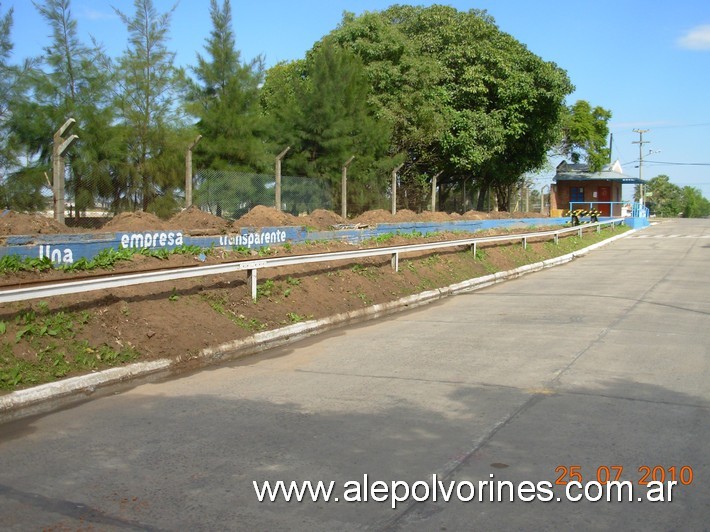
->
<box><xmin>113</xmin><ymin>0</ymin><xmax>187</xmax><ymax>215</ymax></box>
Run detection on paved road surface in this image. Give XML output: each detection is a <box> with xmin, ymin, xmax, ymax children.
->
<box><xmin>1</xmin><ymin>218</ymin><xmax>708</xmax><ymax>530</ymax></box>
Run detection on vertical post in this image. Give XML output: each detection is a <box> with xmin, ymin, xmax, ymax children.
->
<box><xmin>52</xmin><ymin>118</ymin><xmax>78</xmax><ymax>224</ymax></box>
<box><xmin>633</xmin><ymin>129</ymin><xmax>649</xmax><ymax>208</ymax></box>
<box><xmin>248</xmin><ymin>269</ymin><xmax>258</xmax><ymax>301</ymax></box>
<box><xmin>431</xmin><ymin>171</ymin><xmax>442</xmax><ymax>212</ymax></box>
<box><xmin>275</xmin><ymin>146</ymin><xmax>290</xmax><ymax>212</ymax></box>
<box><xmin>185</xmin><ymin>134</ymin><xmax>202</xmax><ymax>208</ymax></box>
<box><xmin>540</xmin><ymin>185</ymin><xmax>549</xmax><ymax>215</ymax></box>
<box><xmin>390</xmin><ymin>252</ymin><xmax>399</xmax><ymax>272</ymax></box>
<box><xmin>391</xmin><ymin>163</ymin><xmax>404</xmax><ymax>215</ymax></box>
<box><xmin>341</xmin><ymin>155</ymin><xmax>355</xmax><ymax>219</ymax></box>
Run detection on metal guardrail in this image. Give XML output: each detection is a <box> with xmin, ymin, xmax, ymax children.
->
<box><xmin>0</xmin><ymin>219</ymin><xmax>624</xmax><ymax>304</ymax></box>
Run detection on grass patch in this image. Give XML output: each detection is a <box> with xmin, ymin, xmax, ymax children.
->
<box><xmin>0</xmin><ymin>302</ymin><xmax>140</xmax><ymax>391</ymax></box>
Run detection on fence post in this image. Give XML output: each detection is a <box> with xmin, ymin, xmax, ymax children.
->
<box><xmin>431</xmin><ymin>171</ymin><xmax>442</xmax><ymax>212</ymax></box>
<box><xmin>185</xmin><ymin>135</ymin><xmax>202</xmax><ymax>208</ymax></box>
<box><xmin>52</xmin><ymin>118</ymin><xmax>78</xmax><ymax>224</ymax></box>
<box><xmin>391</xmin><ymin>163</ymin><xmax>404</xmax><ymax>215</ymax></box>
<box><xmin>275</xmin><ymin>146</ymin><xmax>290</xmax><ymax>212</ymax></box>
<box><xmin>342</xmin><ymin>155</ymin><xmax>355</xmax><ymax>219</ymax></box>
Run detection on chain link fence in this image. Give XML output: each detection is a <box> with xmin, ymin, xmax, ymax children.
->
<box><xmin>193</xmin><ymin>170</ymin><xmax>336</xmax><ymax>219</ymax></box>
<box><xmin>16</xmin><ymin>161</ymin><xmax>546</xmax><ymax>230</ymax></box>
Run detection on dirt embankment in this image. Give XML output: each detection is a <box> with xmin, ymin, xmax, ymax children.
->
<box><xmin>1</xmin><ymin>206</ymin><xmax>547</xmax><ymax>236</ymax></box>
<box><xmin>0</xmin><ymin>205</ymin><xmax>574</xmax><ymax>394</ymax></box>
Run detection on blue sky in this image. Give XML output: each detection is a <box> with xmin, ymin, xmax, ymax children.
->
<box><xmin>5</xmin><ymin>0</ymin><xmax>710</xmax><ymax>199</ymax></box>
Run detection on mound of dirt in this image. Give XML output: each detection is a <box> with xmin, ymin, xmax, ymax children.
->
<box><xmin>419</xmin><ymin>211</ymin><xmax>455</xmax><ymax>222</ymax></box>
<box><xmin>302</xmin><ymin>209</ymin><xmax>345</xmax><ymax>230</ymax></box>
<box><xmin>353</xmin><ymin>209</ymin><xmax>396</xmax><ymax>225</ymax></box>
<box><xmin>392</xmin><ymin>209</ymin><xmax>421</xmax><ymax>222</ymax></box>
<box><xmin>234</xmin><ymin>205</ymin><xmax>300</xmax><ymax>229</ymax></box>
<box><xmin>0</xmin><ymin>210</ymin><xmax>71</xmax><ymax>236</ymax></box>
<box><xmin>103</xmin><ymin>211</ymin><xmax>167</xmax><ymax>231</ymax></box>
<box><xmin>461</xmin><ymin>210</ymin><xmax>486</xmax><ymax>220</ymax></box>
<box><xmin>169</xmin><ymin>206</ymin><xmax>230</xmax><ymax>234</ymax></box>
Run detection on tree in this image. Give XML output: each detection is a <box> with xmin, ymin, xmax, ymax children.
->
<box><xmin>0</xmin><ymin>3</ymin><xmax>48</xmax><ymax>210</ymax></box>
<box><xmin>327</xmin><ymin>5</ymin><xmax>573</xmax><ymax>211</ymax></box>
<box><xmin>113</xmin><ymin>0</ymin><xmax>188</xmax><ymax>215</ymax></box>
<box><xmin>263</xmin><ymin>38</ymin><xmax>395</xmax><ymax>214</ymax></box>
<box><xmin>0</xmin><ymin>2</ymin><xmax>19</xmax><ymax>175</ymax></box>
<box><xmin>680</xmin><ymin>186</ymin><xmax>710</xmax><ymax>218</ymax></box>
<box><xmin>645</xmin><ymin>175</ymin><xmax>682</xmax><ymax>217</ymax></box>
<box><xmin>188</xmin><ymin>0</ymin><xmax>267</xmax><ymax>172</ymax></box>
<box><xmin>558</xmin><ymin>100</ymin><xmax>612</xmax><ymax>171</ymax></box>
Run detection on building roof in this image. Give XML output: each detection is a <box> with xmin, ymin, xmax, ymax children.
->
<box><xmin>554</xmin><ymin>160</ymin><xmax>647</xmax><ymax>184</ymax></box>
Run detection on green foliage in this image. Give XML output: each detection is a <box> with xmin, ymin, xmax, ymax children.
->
<box><xmin>559</xmin><ymin>100</ymin><xmax>612</xmax><ymax>171</ymax></box>
<box><xmin>188</xmin><ymin>0</ymin><xmax>268</xmax><ymax>174</ymax></box>
<box><xmin>645</xmin><ymin>175</ymin><xmax>683</xmax><ymax>217</ymax></box>
<box><xmin>644</xmin><ymin>175</ymin><xmax>710</xmax><ymax>218</ymax></box>
<box><xmin>680</xmin><ymin>186</ymin><xmax>710</xmax><ymax>218</ymax></box>
<box><xmin>113</xmin><ymin>0</ymin><xmax>187</xmax><ymax>213</ymax></box>
<box><xmin>263</xmin><ymin>38</ymin><xmax>395</xmax><ymax>214</ymax></box>
<box><xmin>327</xmin><ymin>6</ymin><xmax>573</xmax><ymax>212</ymax></box>
<box><xmin>0</xmin><ymin>254</ymin><xmax>53</xmax><ymax>273</ymax></box>
<box><xmin>256</xmin><ymin>279</ymin><xmax>275</xmax><ymax>299</ymax></box>
<box><xmin>0</xmin><ymin>303</ymin><xmax>139</xmax><ymax>390</ymax></box>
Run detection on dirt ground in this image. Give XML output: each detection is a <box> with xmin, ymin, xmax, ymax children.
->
<box><xmin>1</xmin><ymin>206</ymin><xmax>594</xmax><ymax>393</ymax></box>
<box><xmin>1</xmin><ymin>205</ymin><xmax>544</xmax><ymax>236</ymax></box>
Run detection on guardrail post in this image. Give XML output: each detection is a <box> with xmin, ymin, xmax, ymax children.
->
<box><xmin>471</xmin><ymin>242</ymin><xmax>477</xmax><ymax>258</ymax></box>
<box><xmin>554</xmin><ymin>233</ymin><xmax>559</xmax><ymax>245</ymax></box>
<box><xmin>522</xmin><ymin>237</ymin><xmax>527</xmax><ymax>250</ymax></box>
<box><xmin>597</xmin><ymin>223</ymin><xmax>601</xmax><ymax>233</ymax></box>
<box><xmin>391</xmin><ymin>252</ymin><xmax>399</xmax><ymax>272</ymax></box>
<box><xmin>578</xmin><ymin>227</ymin><xmax>583</xmax><ymax>238</ymax></box>
<box><xmin>247</xmin><ymin>269</ymin><xmax>258</xmax><ymax>301</ymax></box>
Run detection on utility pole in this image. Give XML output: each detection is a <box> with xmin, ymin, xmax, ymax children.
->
<box><xmin>632</xmin><ymin>129</ymin><xmax>649</xmax><ymax>207</ymax></box>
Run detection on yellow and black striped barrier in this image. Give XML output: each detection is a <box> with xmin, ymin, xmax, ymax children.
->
<box><xmin>564</xmin><ymin>209</ymin><xmax>602</xmax><ymax>226</ymax></box>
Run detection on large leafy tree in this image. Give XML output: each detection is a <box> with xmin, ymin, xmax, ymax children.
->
<box><xmin>645</xmin><ymin>175</ymin><xmax>682</xmax><ymax>217</ymax></box>
<box><xmin>558</xmin><ymin>100</ymin><xmax>612</xmax><ymax>171</ymax></box>
<box><xmin>680</xmin><ymin>186</ymin><xmax>710</xmax><ymax>218</ymax></box>
<box><xmin>328</xmin><ymin>5</ymin><xmax>573</xmax><ymax>211</ymax></box>
<box><xmin>113</xmin><ymin>0</ymin><xmax>187</xmax><ymax>215</ymax></box>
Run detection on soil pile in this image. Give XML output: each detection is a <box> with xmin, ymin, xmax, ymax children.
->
<box><xmin>393</xmin><ymin>209</ymin><xmax>421</xmax><ymax>222</ymax></box>
<box><xmin>104</xmin><ymin>211</ymin><xmax>167</xmax><ymax>231</ymax></box>
<box><xmin>0</xmin><ymin>211</ymin><xmax>70</xmax><ymax>236</ymax></box>
<box><xmin>353</xmin><ymin>209</ymin><xmax>396</xmax><ymax>225</ymax></box>
<box><xmin>170</xmin><ymin>206</ymin><xmax>230</xmax><ymax>234</ymax></box>
<box><xmin>0</xmin><ymin>206</ymin><xmax>550</xmax><ymax>237</ymax></box>
<box><xmin>302</xmin><ymin>209</ymin><xmax>345</xmax><ymax>230</ymax></box>
<box><xmin>234</xmin><ymin>205</ymin><xmax>300</xmax><ymax>229</ymax></box>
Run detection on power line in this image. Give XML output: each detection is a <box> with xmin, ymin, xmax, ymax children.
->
<box><xmin>645</xmin><ymin>161</ymin><xmax>710</xmax><ymax>166</ymax></box>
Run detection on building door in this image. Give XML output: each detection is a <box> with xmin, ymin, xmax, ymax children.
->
<box><xmin>597</xmin><ymin>186</ymin><xmax>611</xmax><ymax>216</ymax></box>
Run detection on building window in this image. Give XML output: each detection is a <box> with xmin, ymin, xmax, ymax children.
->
<box><xmin>570</xmin><ymin>187</ymin><xmax>584</xmax><ymax>204</ymax></box>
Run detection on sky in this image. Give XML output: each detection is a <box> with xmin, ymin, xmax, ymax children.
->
<box><xmin>4</xmin><ymin>0</ymin><xmax>710</xmax><ymax>200</ymax></box>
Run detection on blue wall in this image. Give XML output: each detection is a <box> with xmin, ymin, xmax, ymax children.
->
<box><xmin>0</xmin><ymin>217</ymin><xmax>574</xmax><ymax>267</ymax></box>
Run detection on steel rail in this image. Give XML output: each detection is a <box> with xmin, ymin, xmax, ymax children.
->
<box><xmin>0</xmin><ymin>219</ymin><xmax>623</xmax><ymax>304</ymax></box>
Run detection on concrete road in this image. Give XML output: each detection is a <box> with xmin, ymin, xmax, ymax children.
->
<box><xmin>1</xmin><ymin>218</ymin><xmax>708</xmax><ymax>531</ymax></box>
